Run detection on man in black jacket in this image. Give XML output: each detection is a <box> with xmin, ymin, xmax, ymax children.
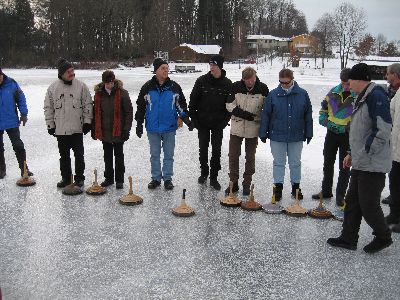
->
<box><xmin>189</xmin><ymin>55</ymin><xmax>232</xmax><ymax>190</ymax></box>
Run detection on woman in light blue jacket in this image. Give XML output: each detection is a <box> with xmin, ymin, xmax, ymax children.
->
<box><xmin>259</xmin><ymin>68</ymin><xmax>313</xmax><ymax>200</ymax></box>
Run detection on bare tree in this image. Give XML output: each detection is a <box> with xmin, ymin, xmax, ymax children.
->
<box><xmin>312</xmin><ymin>13</ymin><xmax>335</xmax><ymax>68</ymax></box>
<box><xmin>332</xmin><ymin>2</ymin><xmax>367</xmax><ymax>69</ymax></box>
<box><xmin>376</xmin><ymin>33</ymin><xmax>387</xmax><ymax>55</ymax></box>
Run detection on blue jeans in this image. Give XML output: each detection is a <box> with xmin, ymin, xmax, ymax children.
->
<box><xmin>147</xmin><ymin>131</ymin><xmax>176</xmax><ymax>181</ymax></box>
<box><xmin>270</xmin><ymin>140</ymin><xmax>303</xmax><ymax>184</ymax></box>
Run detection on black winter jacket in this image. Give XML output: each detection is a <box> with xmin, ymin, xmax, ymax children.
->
<box><xmin>189</xmin><ymin>70</ymin><xmax>232</xmax><ymax>129</ymax></box>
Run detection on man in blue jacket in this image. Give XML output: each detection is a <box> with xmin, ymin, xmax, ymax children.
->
<box><xmin>0</xmin><ymin>68</ymin><xmax>33</xmax><ymax>178</ymax></box>
<box><xmin>327</xmin><ymin>63</ymin><xmax>392</xmax><ymax>253</ymax></box>
<box><xmin>135</xmin><ymin>58</ymin><xmax>192</xmax><ymax>190</ymax></box>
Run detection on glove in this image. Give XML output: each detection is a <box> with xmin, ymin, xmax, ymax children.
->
<box><xmin>306</xmin><ymin>137</ymin><xmax>312</xmax><ymax>144</ymax></box>
<box><xmin>83</xmin><ymin>123</ymin><xmax>91</xmax><ymax>135</ymax></box>
<box><xmin>136</xmin><ymin>124</ymin><xmax>143</xmax><ymax>138</ymax></box>
<box><xmin>182</xmin><ymin>116</ymin><xmax>194</xmax><ymax>131</ymax></box>
<box><xmin>232</xmin><ymin>107</ymin><xmax>255</xmax><ymax>121</ymax></box>
<box><xmin>20</xmin><ymin>115</ymin><xmax>28</xmax><ymax>126</ymax></box>
<box><xmin>260</xmin><ymin>137</ymin><xmax>267</xmax><ymax>143</ymax></box>
<box><xmin>48</xmin><ymin>128</ymin><xmax>56</xmax><ymax>136</ymax></box>
<box><xmin>121</xmin><ymin>131</ymin><xmax>130</xmax><ymax>141</ymax></box>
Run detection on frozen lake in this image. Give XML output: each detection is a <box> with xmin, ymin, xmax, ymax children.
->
<box><xmin>0</xmin><ymin>60</ymin><xmax>398</xmax><ymax>299</ymax></box>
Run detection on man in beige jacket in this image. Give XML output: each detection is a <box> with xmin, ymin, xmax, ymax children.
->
<box><xmin>225</xmin><ymin>67</ymin><xmax>269</xmax><ymax>195</ymax></box>
<box><xmin>44</xmin><ymin>58</ymin><xmax>93</xmax><ymax>188</ymax></box>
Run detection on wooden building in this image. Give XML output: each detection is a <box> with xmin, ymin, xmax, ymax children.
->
<box><xmin>169</xmin><ymin>43</ymin><xmax>222</xmax><ymax>63</ymax></box>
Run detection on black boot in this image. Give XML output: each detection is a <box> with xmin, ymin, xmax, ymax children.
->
<box><xmin>0</xmin><ymin>151</ymin><xmax>6</xmax><ymax>179</ymax></box>
<box><xmin>273</xmin><ymin>183</ymin><xmax>283</xmax><ymax>201</ymax></box>
<box><xmin>291</xmin><ymin>183</ymin><xmax>303</xmax><ymax>200</ymax></box>
<box><xmin>363</xmin><ymin>237</ymin><xmax>392</xmax><ymax>253</ymax></box>
<box><xmin>225</xmin><ymin>181</ymin><xmax>239</xmax><ymax>195</ymax></box>
<box><xmin>242</xmin><ymin>184</ymin><xmax>251</xmax><ymax>196</ymax></box>
<box><xmin>210</xmin><ymin>177</ymin><xmax>221</xmax><ymax>190</ymax></box>
<box><xmin>15</xmin><ymin>149</ymin><xmax>33</xmax><ymax>177</ymax></box>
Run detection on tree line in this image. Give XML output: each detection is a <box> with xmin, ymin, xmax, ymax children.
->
<box><xmin>0</xmin><ymin>0</ymin><xmax>308</xmax><ymax>66</ymax></box>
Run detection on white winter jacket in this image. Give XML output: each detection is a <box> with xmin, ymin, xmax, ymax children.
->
<box><xmin>44</xmin><ymin>79</ymin><xmax>93</xmax><ymax>135</ymax></box>
<box><xmin>391</xmin><ymin>89</ymin><xmax>400</xmax><ymax>162</ymax></box>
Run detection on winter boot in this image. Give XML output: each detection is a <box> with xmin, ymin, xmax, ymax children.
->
<box><xmin>363</xmin><ymin>237</ymin><xmax>393</xmax><ymax>253</ymax></box>
<box><xmin>382</xmin><ymin>195</ymin><xmax>392</xmax><ymax>205</ymax></box>
<box><xmin>57</xmin><ymin>178</ymin><xmax>71</xmax><ymax>188</ymax></box>
<box><xmin>164</xmin><ymin>180</ymin><xmax>174</xmax><ymax>190</ymax></box>
<box><xmin>0</xmin><ymin>151</ymin><xmax>6</xmax><ymax>179</ymax></box>
<box><xmin>327</xmin><ymin>236</ymin><xmax>357</xmax><ymax>250</ymax></box>
<box><xmin>148</xmin><ymin>179</ymin><xmax>161</xmax><ymax>189</ymax></box>
<box><xmin>242</xmin><ymin>184</ymin><xmax>251</xmax><ymax>196</ymax></box>
<box><xmin>273</xmin><ymin>183</ymin><xmax>283</xmax><ymax>201</ymax></box>
<box><xmin>225</xmin><ymin>181</ymin><xmax>239</xmax><ymax>195</ymax></box>
<box><xmin>312</xmin><ymin>191</ymin><xmax>333</xmax><ymax>200</ymax></box>
<box><xmin>391</xmin><ymin>222</ymin><xmax>400</xmax><ymax>233</ymax></box>
<box><xmin>101</xmin><ymin>179</ymin><xmax>114</xmax><ymax>187</ymax></box>
<box><xmin>291</xmin><ymin>183</ymin><xmax>303</xmax><ymax>200</ymax></box>
<box><xmin>336</xmin><ymin>194</ymin><xmax>345</xmax><ymax>207</ymax></box>
<box><xmin>198</xmin><ymin>174</ymin><xmax>208</xmax><ymax>184</ymax></box>
<box><xmin>210</xmin><ymin>178</ymin><xmax>221</xmax><ymax>190</ymax></box>
<box><xmin>15</xmin><ymin>149</ymin><xmax>33</xmax><ymax>177</ymax></box>
<box><xmin>385</xmin><ymin>213</ymin><xmax>400</xmax><ymax>225</ymax></box>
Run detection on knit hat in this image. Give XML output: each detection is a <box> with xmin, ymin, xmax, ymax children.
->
<box><xmin>102</xmin><ymin>70</ymin><xmax>115</xmax><ymax>83</ymax></box>
<box><xmin>209</xmin><ymin>55</ymin><xmax>224</xmax><ymax>70</ymax></box>
<box><xmin>57</xmin><ymin>58</ymin><xmax>73</xmax><ymax>79</ymax></box>
<box><xmin>349</xmin><ymin>63</ymin><xmax>371</xmax><ymax>81</ymax></box>
<box><xmin>153</xmin><ymin>58</ymin><xmax>168</xmax><ymax>72</ymax></box>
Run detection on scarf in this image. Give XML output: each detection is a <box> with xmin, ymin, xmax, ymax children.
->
<box><xmin>95</xmin><ymin>87</ymin><xmax>122</xmax><ymax>140</ymax></box>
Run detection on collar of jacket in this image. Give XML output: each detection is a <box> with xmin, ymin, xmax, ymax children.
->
<box><xmin>353</xmin><ymin>82</ymin><xmax>376</xmax><ymax>113</ymax></box>
<box><xmin>276</xmin><ymin>81</ymin><xmax>300</xmax><ymax>96</ymax></box>
<box><xmin>239</xmin><ymin>76</ymin><xmax>261</xmax><ymax>94</ymax></box>
<box><xmin>151</xmin><ymin>75</ymin><xmax>171</xmax><ymax>91</ymax></box>
<box><xmin>207</xmin><ymin>69</ymin><xmax>227</xmax><ymax>82</ymax></box>
<box><xmin>0</xmin><ymin>74</ymin><xmax>8</xmax><ymax>87</ymax></box>
<box><xmin>94</xmin><ymin>79</ymin><xmax>123</xmax><ymax>94</ymax></box>
<box><xmin>331</xmin><ymin>83</ymin><xmax>357</xmax><ymax>98</ymax></box>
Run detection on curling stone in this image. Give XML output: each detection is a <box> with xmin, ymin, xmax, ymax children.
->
<box><xmin>172</xmin><ymin>189</ymin><xmax>195</xmax><ymax>217</ymax></box>
<box><xmin>263</xmin><ymin>184</ymin><xmax>283</xmax><ymax>214</ymax></box>
<box><xmin>62</xmin><ymin>175</ymin><xmax>83</xmax><ymax>195</ymax></box>
<box><xmin>284</xmin><ymin>189</ymin><xmax>308</xmax><ymax>217</ymax></box>
<box><xmin>241</xmin><ymin>184</ymin><xmax>262</xmax><ymax>211</ymax></box>
<box><xmin>332</xmin><ymin>202</ymin><xmax>346</xmax><ymax>221</ymax></box>
<box><xmin>119</xmin><ymin>176</ymin><xmax>143</xmax><ymax>205</ymax></box>
<box><xmin>16</xmin><ymin>161</ymin><xmax>36</xmax><ymax>187</ymax></box>
<box><xmin>86</xmin><ymin>169</ymin><xmax>106</xmax><ymax>195</ymax></box>
<box><xmin>220</xmin><ymin>181</ymin><xmax>241</xmax><ymax>207</ymax></box>
<box><xmin>308</xmin><ymin>192</ymin><xmax>332</xmax><ymax>219</ymax></box>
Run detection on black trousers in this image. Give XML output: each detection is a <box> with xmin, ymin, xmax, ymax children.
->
<box><xmin>0</xmin><ymin>127</ymin><xmax>27</xmax><ymax>171</ymax></box>
<box><xmin>341</xmin><ymin>169</ymin><xmax>391</xmax><ymax>244</ymax></box>
<box><xmin>389</xmin><ymin>161</ymin><xmax>400</xmax><ymax>214</ymax></box>
<box><xmin>102</xmin><ymin>141</ymin><xmax>125</xmax><ymax>183</ymax></box>
<box><xmin>198</xmin><ymin>128</ymin><xmax>223</xmax><ymax>179</ymax></box>
<box><xmin>321</xmin><ymin>130</ymin><xmax>350</xmax><ymax>198</ymax></box>
<box><xmin>57</xmin><ymin>134</ymin><xmax>85</xmax><ymax>182</ymax></box>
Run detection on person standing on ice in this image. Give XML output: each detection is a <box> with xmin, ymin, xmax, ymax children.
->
<box><xmin>0</xmin><ymin>67</ymin><xmax>34</xmax><ymax>178</ymax></box>
<box><xmin>327</xmin><ymin>63</ymin><xmax>392</xmax><ymax>253</ymax></box>
<box><xmin>189</xmin><ymin>54</ymin><xmax>232</xmax><ymax>190</ymax></box>
<box><xmin>224</xmin><ymin>67</ymin><xmax>269</xmax><ymax>196</ymax></box>
<box><xmin>92</xmin><ymin>70</ymin><xmax>133</xmax><ymax>190</ymax></box>
<box><xmin>135</xmin><ymin>58</ymin><xmax>193</xmax><ymax>190</ymax></box>
<box><xmin>44</xmin><ymin>58</ymin><xmax>93</xmax><ymax>188</ymax></box>
<box><xmin>311</xmin><ymin>68</ymin><xmax>356</xmax><ymax>207</ymax></box>
<box><xmin>384</xmin><ymin>63</ymin><xmax>400</xmax><ymax>232</ymax></box>
<box><xmin>259</xmin><ymin>68</ymin><xmax>313</xmax><ymax>201</ymax></box>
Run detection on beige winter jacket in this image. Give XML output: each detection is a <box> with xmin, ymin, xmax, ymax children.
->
<box><xmin>391</xmin><ymin>89</ymin><xmax>400</xmax><ymax>162</ymax></box>
<box><xmin>44</xmin><ymin>79</ymin><xmax>93</xmax><ymax>135</ymax></box>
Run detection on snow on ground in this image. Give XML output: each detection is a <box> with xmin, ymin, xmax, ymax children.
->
<box><xmin>0</xmin><ymin>58</ymin><xmax>398</xmax><ymax>299</ymax></box>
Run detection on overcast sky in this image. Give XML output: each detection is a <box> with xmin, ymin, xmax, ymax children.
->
<box><xmin>293</xmin><ymin>0</ymin><xmax>400</xmax><ymax>41</ymax></box>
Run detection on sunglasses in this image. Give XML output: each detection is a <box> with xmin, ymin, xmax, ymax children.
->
<box><xmin>279</xmin><ymin>80</ymin><xmax>292</xmax><ymax>85</ymax></box>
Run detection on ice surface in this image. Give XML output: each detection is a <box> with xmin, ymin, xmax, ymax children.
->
<box><xmin>0</xmin><ymin>59</ymin><xmax>398</xmax><ymax>299</ymax></box>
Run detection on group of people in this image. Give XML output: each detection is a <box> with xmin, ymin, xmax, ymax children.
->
<box><xmin>1</xmin><ymin>56</ymin><xmax>399</xmax><ymax>254</ymax></box>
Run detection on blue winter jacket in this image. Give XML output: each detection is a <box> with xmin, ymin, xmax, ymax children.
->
<box><xmin>259</xmin><ymin>81</ymin><xmax>313</xmax><ymax>142</ymax></box>
<box><xmin>135</xmin><ymin>76</ymin><xmax>188</xmax><ymax>133</ymax></box>
<box><xmin>0</xmin><ymin>75</ymin><xmax>28</xmax><ymax>130</ymax></box>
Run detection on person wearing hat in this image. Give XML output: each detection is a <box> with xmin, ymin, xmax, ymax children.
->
<box><xmin>135</xmin><ymin>58</ymin><xmax>192</xmax><ymax>190</ymax></box>
<box><xmin>327</xmin><ymin>63</ymin><xmax>393</xmax><ymax>253</ymax></box>
<box><xmin>44</xmin><ymin>58</ymin><xmax>93</xmax><ymax>188</ymax></box>
<box><xmin>189</xmin><ymin>54</ymin><xmax>232</xmax><ymax>190</ymax></box>
<box><xmin>92</xmin><ymin>70</ymin><xmax>133</xmax><ymax>189</ymax></box>
<box><xmin>0</xmin><ymin>68</ymin><xmax>33</xmax><ymax>178</ymax></box>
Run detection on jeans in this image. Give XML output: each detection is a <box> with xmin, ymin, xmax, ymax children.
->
<box><xmin>102</xmin><ymin>141</ymin><xmax>125</xmax><ymax>183</ymax></box>
<box><xmin>228</xmin><ymin>134</ymin><xmax>258</xmax><ymax>186</ymax></box>
<box><xmin>341</xmin><ymin>169</ymin><xmax>391</xmax><ymax>244</ymax></box>
<box><xmin>198</xmin><ymin>128</ymin><xmax>223</xmax><ymax>179</ymax></box>
<box><xmin>56</xmin><ymin>133</ymin><xmax>85</xmax><ymax>182</ymax></box>
<box><xmin>147</xmin><ymin>131</ymin><xmax>176</xmax><ymax>181</ymax></box>
<box><xmin>270</xmin><ymin>140</ymin><xmax>303</xmax><ymax>184</ymax></box>
<box><xmin>321</xmin><ymin>130</ymin><xmax>350</xmax><ymax>198</ymax></box>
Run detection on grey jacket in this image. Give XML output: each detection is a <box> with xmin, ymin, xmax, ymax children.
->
<box><xmin>349</xmin><ymin>82</ymin><xmax>392</xmax><ymax>173</ymax></box>
<box><xmin>44</xmin><ymin>79</ymin><xmax>93</xmax><ymax>135</ymax></box>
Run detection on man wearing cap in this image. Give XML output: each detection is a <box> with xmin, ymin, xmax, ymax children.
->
<box><xmin>44</xmin><ymin>58</ymin><xmax>93</xmax><ymax>188</ymax></box>
<box><xmin>135</xmin><ymin>58</ymin><xmax>192</xmax><ymax>190</ymax></box>
<box><xmin>0</xmin><ymin>68</ymin><xmax>33</xmax><ymax>178</ymax></box>
<box><xmin>327</xmin><ymin>63</ymin><xmax>393</xmax><ymax>253</ymax></box>
<box><xmin>92</xmin><ymin>70</ymin><xmax>133</xmax><ymax>189</ymax></box>
<box><xmin>189</xmin><ymin>54</ymin><xmax>232</xmax><ymax>190</ymax></box>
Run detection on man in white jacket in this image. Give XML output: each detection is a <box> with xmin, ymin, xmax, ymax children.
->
<box><xmin>385</xmin><ymin>63</ymin><xmax>400</xmax><ymax>232</ymax></box>
<box><xmin>44</xmin><ymin>58</ymin><xmax>93</xmax><ymax>188</ymax></box>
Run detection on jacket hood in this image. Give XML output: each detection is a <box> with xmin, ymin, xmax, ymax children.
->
<box><xmin>94</xmin><ymin>79</ymin><xmax>123</xmax><ymax>92</ymax></box>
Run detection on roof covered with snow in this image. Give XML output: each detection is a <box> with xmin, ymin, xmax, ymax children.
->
<box><xmin>179</xmin><ymin>43</ymin><xmax>221</xmax><ymax>55</ymax></box>
<box><xmin>246</xmin><ymin>35</ymin><xmax>291</xmax><ymax>42</ymax></box>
